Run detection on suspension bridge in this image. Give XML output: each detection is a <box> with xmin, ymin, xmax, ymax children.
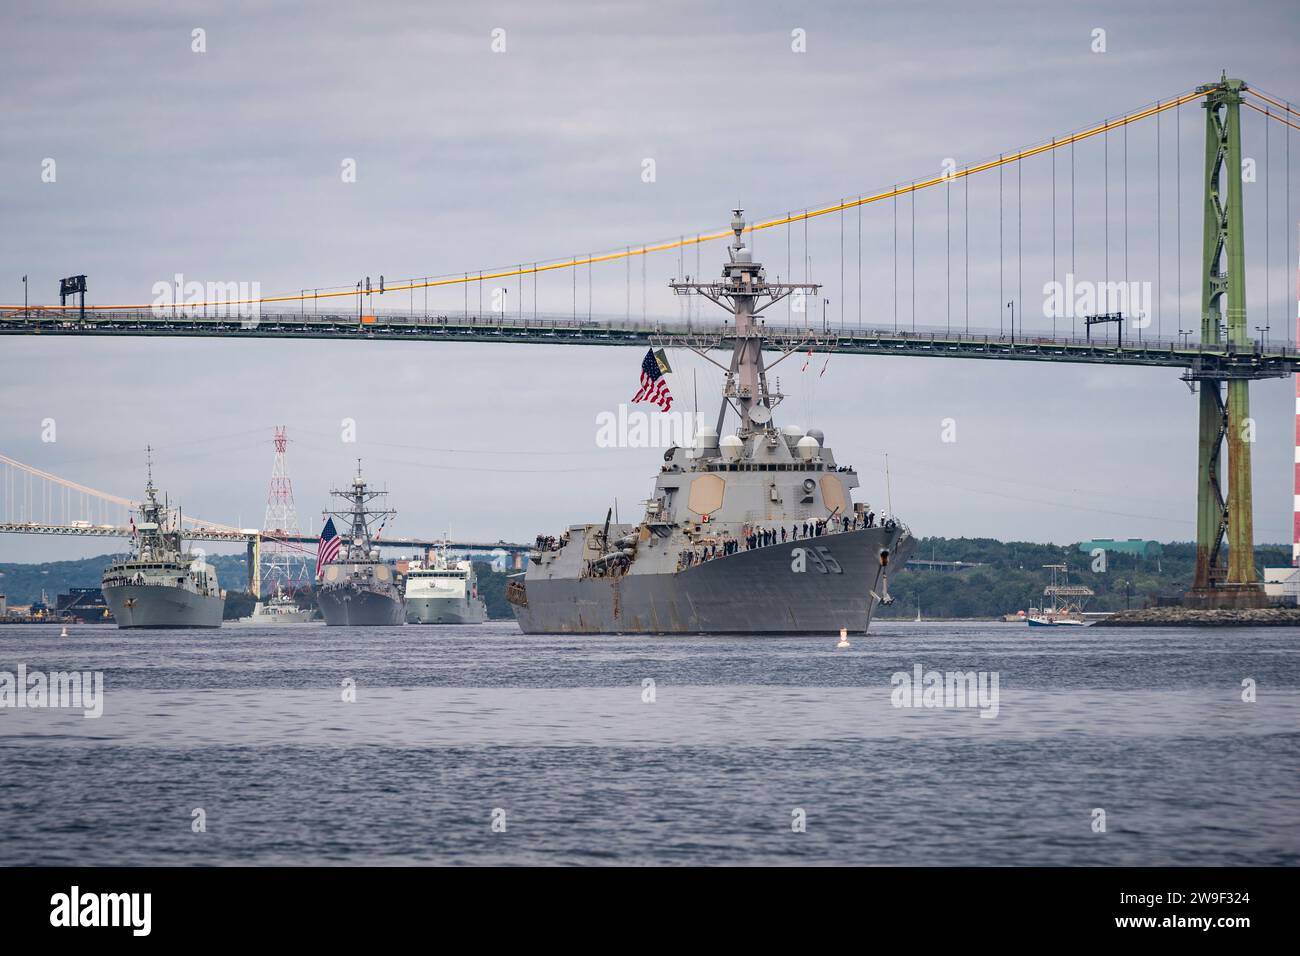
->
<box><xmin>4</xmin><ymin>76</ymin><xmax>1300</xmax><ymax>608</ymax></box>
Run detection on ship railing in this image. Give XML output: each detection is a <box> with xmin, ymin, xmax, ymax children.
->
<box><xmin>740</xmin><ymin>514</ymin><xmax>871</xmax><ymax>546</ymax></box>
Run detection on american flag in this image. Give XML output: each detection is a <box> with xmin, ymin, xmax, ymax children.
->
<box><xmin>631</xmin><ymin>348</ymin><xmax>673</xmax><ymax>411</ymax></box>
<box><xmin>316</xmin><ymin>517</ymin><xmax>341</xmax><ymax>577</ymax></box>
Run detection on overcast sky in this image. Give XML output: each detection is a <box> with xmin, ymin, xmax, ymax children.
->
<box><xmin>2</xmin><ymin>0</ymin><xmax>1298</xmax><ymax>562</ymax></box>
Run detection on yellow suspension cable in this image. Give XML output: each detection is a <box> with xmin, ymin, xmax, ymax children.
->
<box><xmin>0</xmin><ymin>87</ymin><xmax>1216</xmax><ymax>312</ymax></box>
<box><xmin>1244</xmin><ymin>98</ymin><xmax>1300</xmax><ymax>133</ymax></box>
<box><xmin>1247</xmin><ymin>89</ymin><xmax>1300</xmax><ymax>116</ymax></box>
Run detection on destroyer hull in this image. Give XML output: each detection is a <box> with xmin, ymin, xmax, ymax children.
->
<box><xmin>405</xmin><ymin>597</ymin><xmax>486</xmax><ymax>625</ymax></box>
<box><xmin>513</xmin><ymin>526</ymin><xmax>914</xmax><ymax>634</ymax></box>
<box><xmin>103</xmin><ymin>584</ymin><xmax>224</xmax><ymax>629</ymax></box>
<box><xmin>318</xmin><ymin>586</ymin><xmax>405</xmax><ymax>626</ymax></box>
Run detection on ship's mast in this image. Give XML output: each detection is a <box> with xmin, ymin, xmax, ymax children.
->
<box><xmin>133</xmin><ymin>445</ymin><xmax>181</xmax><ymax>562</ymax></box>
<box><xmin>324</xmin><ymin>459</ymin><xmax>396</xmax><ymax>560</ymax></box>
<box><xmin>669</xmin><ymin>209</ymin><xmax>820</xmax><ymax>438</ymax></box>
<box><xmin>139</xmin><ymin>446</ymin><xmax>160</xmax><ymax>560</ymax></box>
<box><xmin>141</xmin><ymin>444</ymin><xmax>160</xmax><ymax>524</ymax></box>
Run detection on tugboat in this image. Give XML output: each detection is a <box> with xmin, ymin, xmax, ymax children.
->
<box><xmin>316</xmin><ymin>461</ymin><xmax>405</xmax><ymax>626</ymax></box>
<box><xmin>508</xmin><ymin>208</ymin><xmax>915</xmax><ymax>634</ymax></box>
<box><xmin>404</xmin><ymin>541</ymin><xmax>488</xmax><ymax>624</ymax></box>
<box><xmin>102</xmin><ymin>451</ymin><xmax>224</xmax><ymax>629</ymax></box>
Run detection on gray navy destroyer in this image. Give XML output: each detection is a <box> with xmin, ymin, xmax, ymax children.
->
<box><xmin>509</xmin><ymin>209</ymin><xmax>915</xmax><ymax>635</ymax></box>
<box><xmin>316</xmin><ymin>462</ymin><xmax>405</xmax><ymax>626</ymax></box>
<box><xmin>102</xmin><ymin>453</ymin><xmax>225</xmax><ymax>629</ymax></box>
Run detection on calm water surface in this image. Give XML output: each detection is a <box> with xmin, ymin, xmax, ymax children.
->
<box><xmin>1</xmin><ymin>620</ymin><xmax>1296</xmax><ymax>865</ymax></box>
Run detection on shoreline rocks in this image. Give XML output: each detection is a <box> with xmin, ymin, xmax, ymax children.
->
<box><xmin>1093</xmin><ymin>606</ymin><xmax>1300</xmax><ymax>627</ymax></box>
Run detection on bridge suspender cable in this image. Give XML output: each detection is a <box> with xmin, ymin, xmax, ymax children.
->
<box><xmin>0</xmin><ymin>87</ymin><xmax>1255</xmax><ymax>313</ymax></box>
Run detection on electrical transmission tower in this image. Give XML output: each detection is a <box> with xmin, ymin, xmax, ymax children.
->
<box><xmin>261</xmin><ymin>426</ymin><xmax>304</xmax><ymax>595</ymax></box>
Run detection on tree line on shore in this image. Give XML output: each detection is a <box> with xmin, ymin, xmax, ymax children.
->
<box><xmin>875</xmin><ymin>538</ymin><xmax>1291</xmax><ymax>618</ymax></box>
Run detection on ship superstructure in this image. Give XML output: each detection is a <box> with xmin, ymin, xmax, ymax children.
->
<box><xmin>509</xmin><ymin>209</ymin><xmax>915</xmax><ymax>634</ymax></box>
<box><xmin>316</xmin><ymin>461</ymin><xmax>405</xmax><ymax>626</ymax></box>
<box><xmin>101</xmin><ymin>451</ymin><xmax>224</xmax><ymax>629</ymax></box>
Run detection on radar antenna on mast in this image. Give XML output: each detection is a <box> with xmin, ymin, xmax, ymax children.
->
<box><xmin>669</xmin><ymin>208</ymin><xmax>821</xmax><ymax>437</ymax></box>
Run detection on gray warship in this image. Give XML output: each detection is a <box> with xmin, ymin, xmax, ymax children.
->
<box><xmin>404</xmin><ymin>542</ymin><xmax>488</xmax><ymax>624</ymax></box>
<box><xmin>102</xmin><ymin>453</ymin><xmax>225</xmax><ymax>629</ymax></box>
<box><xmin>316</xmin><ymin>462</ymin><xmax>405</xmax><ymax>626</ymax></box>
<box><xmin>508</xmin><ymin>209</ymin><xmax>915</xmax><ymax>634</ymax></box>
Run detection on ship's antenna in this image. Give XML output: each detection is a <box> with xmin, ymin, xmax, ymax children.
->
<box><xmin>884</xmin><ymin>453</ymin><xmax>894</xmax><ymax>517</ymax></box>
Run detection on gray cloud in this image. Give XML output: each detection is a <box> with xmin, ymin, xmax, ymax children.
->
<box><xmin>2</xmin><ymin>0</ymin><xmax>1298</xmax><ymax>561</ymax></box>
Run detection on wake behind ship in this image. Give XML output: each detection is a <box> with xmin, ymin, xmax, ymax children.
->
<box><xmin>508</xmin><ymin>209</ymin><xmax>915</xmax><ymax>635</ymax></box>
<box><xmin>316</xmin><ymin>462</ymin><xmax>405</xmax><ymax>626</ymax></box>
<box><xmin>102</xmin><ymin>453</ymin><xmax>224</xmax><ymax>629</ymax></box>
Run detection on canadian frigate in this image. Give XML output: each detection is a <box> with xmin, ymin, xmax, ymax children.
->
<box><xmin>508</xmin><ymin>208</ymin><xmax>915</xmax><ymax>635</ymax></box>
<box><xmin>102</xmin><ymin>453</ymin><xmax>225</xmax><ymax>629</ymax></box>
<box><xmin>316</xmin><ymin>461</ymin><xmax>405</xmax><ymax>626</ymax></box>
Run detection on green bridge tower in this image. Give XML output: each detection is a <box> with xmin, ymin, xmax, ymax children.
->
<box><xmin>1185</xmin><ymin>76</ymin><xmax>1269</xmax><ymax>609</ymax></box>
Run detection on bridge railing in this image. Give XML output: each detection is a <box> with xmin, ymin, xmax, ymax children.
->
<box><xmin>0</xmin><ymin>307</ymin><xmax>693</xmax><ymax>335</ymax></box>
<box><xmin>2</xmin><ymin>306</ymin><xmax>1294</xmax><ymax>358</ymax></box>
<box><xmin>752</xmin><ymin>323</ymin><xmax>1297</xmax><ymax>359</ymax></box>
